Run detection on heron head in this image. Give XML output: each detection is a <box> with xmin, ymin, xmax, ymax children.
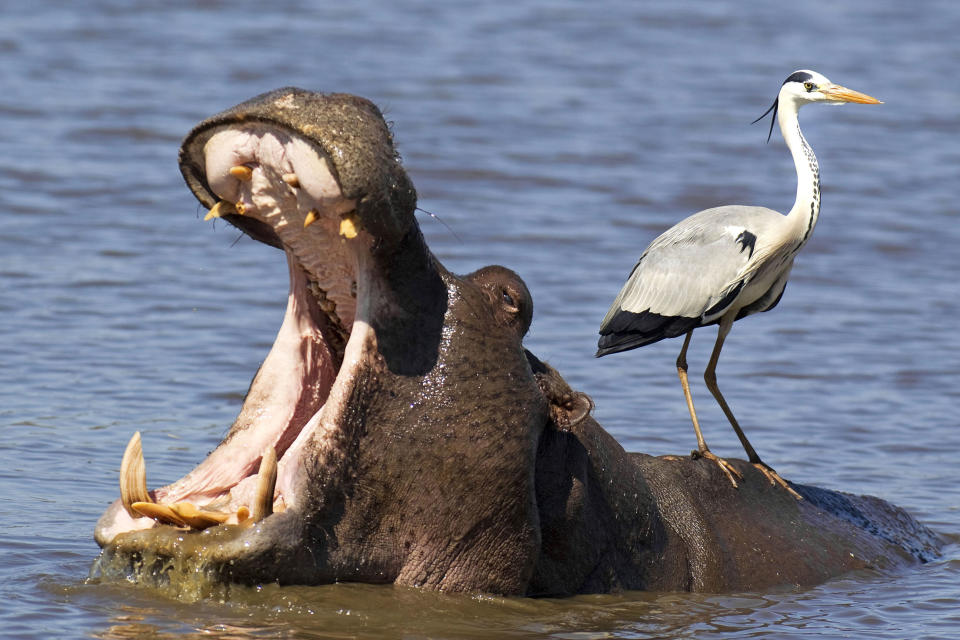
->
<box><xmin>752</xmin><ymin>69</ymin><xmax>881</xmax><ymax>142</ymax></box>
<box><xmin>780</xmin><ymin>69</ymin><xmax>882</xmax><ymax>106</ymax></box>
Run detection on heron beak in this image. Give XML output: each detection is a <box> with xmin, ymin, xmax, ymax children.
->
<box><xmin>820</xmin><ymin>84</ymin><xmax>883</xmax><ymax>104</ymax></box>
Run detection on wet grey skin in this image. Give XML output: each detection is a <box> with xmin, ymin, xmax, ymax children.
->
<box><xmin>94</xmin><ymin>89</ymin><xmax>940</xmax><ymax>596</ymax></box>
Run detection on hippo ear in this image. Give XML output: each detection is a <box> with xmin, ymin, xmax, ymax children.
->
<box><xmin>525</xmin><ymin>351</ymin><xmax>594</xmax><ymax>431</ymax></box>
<box><xmin>554</xmin><ymin>392</ymin><xmax>595</xmax><ymax>431</ymax></box>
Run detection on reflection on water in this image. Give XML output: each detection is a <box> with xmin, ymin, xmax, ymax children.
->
<box><xmin>70</xmin><ymin>565</ymin><xmax>960</xmax><ymax>639</ymax></box>
<box><xmin>2</xmin><ymin>0</ymin><xmax>959</xmax><ymax>638</ymax></box>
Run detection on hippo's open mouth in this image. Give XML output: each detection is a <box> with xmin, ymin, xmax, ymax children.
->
<box><xmin>95</xmin><ymin>123</ymin><xmax>376</xmax><ymax>545</ymax></box>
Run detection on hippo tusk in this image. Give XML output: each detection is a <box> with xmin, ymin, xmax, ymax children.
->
<box><xmin>132</xmin><ymin>498</ymin><xmax>248</xmax><ymax>531</ymax></box>
<box><xmin>121</xmin><ymin>431</ymin><xmax>254</xmax><ymax>530</ymax></box>
<box><xmin>303</xmin><ymin>209</ymin><xmax>319</xmax><ymax>229</ymax></box>
<box><xmin>252</xmin><ymin>446</ymin><xmax>277</xmax><ymax>522</ymax></box>
<box><xmin>119</xmin><ymin>432</ymin><xmax>152</xmax><ymax>518</ymax></box>
<box><xmin>168</xmin><ymin>502</ymin><xmax>232</xmax><ymax>530</ymax></box>
<box><xmin>131</xmin><ymin>501</ymin><xmax>187</xmax><ymax>527</ymax></box>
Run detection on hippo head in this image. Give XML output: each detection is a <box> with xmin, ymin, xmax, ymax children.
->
<box><xmin>94</xmin><ymin>89</ymin><xmax>552</xmax><ymax>594</ymax></box>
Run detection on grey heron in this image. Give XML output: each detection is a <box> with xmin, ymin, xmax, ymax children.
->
<box><xmin>596</xmin><ymin>70</ymin><xmax>881</xmax><ymax>497</ymax></box>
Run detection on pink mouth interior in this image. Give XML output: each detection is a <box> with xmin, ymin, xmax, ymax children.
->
<box><xmin>154</xmin><ymin>254</ymin><xmax>341</xmax><ymax>515</ymax></box>
<box><xmin>102</xmin><ymin>124</ymin><xmax>369</xmax><ymax>540</ymax></box>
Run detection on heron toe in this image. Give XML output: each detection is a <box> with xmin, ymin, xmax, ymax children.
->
<box><xmin>752</xmin><ymin>461</ymin><xmax>803</xmax><ymax>501</ymax></box>
<box><xmin>692</xmin><ymin>449</ymin><xmax>743</xmax><ymax>488</ymax></box>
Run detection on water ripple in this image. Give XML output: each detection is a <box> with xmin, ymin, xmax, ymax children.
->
<box><xmin>1</xmin><ymin>0</ymin><xmax>959</xmax><ymax>638</ymax></box>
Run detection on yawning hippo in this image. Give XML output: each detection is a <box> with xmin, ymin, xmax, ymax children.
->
<box><xmin>94</xmin><ymin>88</ymin><xmax>939</xmax><ymax>596</ymax></box>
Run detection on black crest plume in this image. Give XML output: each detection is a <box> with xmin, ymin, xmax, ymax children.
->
<box><xmin>752</xmin><ymin>98</ymin><xmax>778</xmax><ymax>143</ymax></box>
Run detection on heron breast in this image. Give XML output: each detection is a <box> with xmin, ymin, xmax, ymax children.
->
<box><xmin>722</xmin><ymin>257</ymin><xmax>794</xmax><ymax>319</ymax></box>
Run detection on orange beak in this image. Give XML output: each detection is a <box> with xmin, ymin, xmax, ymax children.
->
<box><xmin>820</xmin><ymin>84</ymin><xmax>883</xmax><ymax>104</ymax></box>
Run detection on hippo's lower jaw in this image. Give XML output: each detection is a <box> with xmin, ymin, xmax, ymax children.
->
<box><xmin>94</xmin><ymin>123</ymin><xmax>382</xmax><ymax>575</ymax></box>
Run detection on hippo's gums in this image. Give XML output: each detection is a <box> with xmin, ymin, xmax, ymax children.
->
<box><xmin>93</xmin><ymin>89</ymin><xmax>940</xmax><ymax>596</ymax></box>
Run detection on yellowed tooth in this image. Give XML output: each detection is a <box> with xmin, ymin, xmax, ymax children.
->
<box><xmin>303</xmin><ymin>209</ymin><xmax>319</xmax><ymax>229</ymax></box>
<box><xmin>171</xmin><ymin>501</ymin><xmax>198</xmax><ymax>518</ymax></box>
<box><xmin>236</xmin><ymin>505</ymin><xmax>251</xmax><ymax>525</ymax></box>
<box><xmin>120</xmin><ymin>432</ymin><xmax>152</xmax><ymax>519</ymax></box>
<box><xmin>282</xmin><ymin>173</ymin><xmax>300</xmax><ymax>188</ymax></box>
<box><xmin>131</xmin><ymin>501</ymin><xmax>187</xmax><ymax>527</ymax></box>
<box><xmin>339</xmin><ymin>213</ymin><xmax>359</xmax><ymax>239</ymax></box>
<box><xmin>204</xmin><ymin>200</ymin><xmax>237</xmax><ymax>221</ymax></box>
<box><xmin>252</xmin><ymin>446</ymin><xmax>278</xmax><ymax>522</ymax></box>
<box><xmin>235</xmin><ymin>202</ymin><xmax>246</xmax><ymax>215</ymax></box>
<box><xmin>170</xmin><ymin>502</ymin><xmax>231</xmax><ymax>530</ymax></box>
<box><xmin>229</xmin><ymin>165</ymin><xmax>253</xmax><ymax>181</ymax></box>
<box><xmin>197</xmin><ymin>508</ymin><xmax>231</xmax><ymax>524</ymax></box>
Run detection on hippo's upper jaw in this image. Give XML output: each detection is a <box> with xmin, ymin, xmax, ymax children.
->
<box><xmin>95</xmin><ymin>89</ymin><xmax>546</xmax><ymax>592</ymax></box>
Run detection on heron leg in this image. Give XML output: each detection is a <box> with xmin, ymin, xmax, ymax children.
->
<box><xmin>676</xmin><ymin>330</ymin><xmax>742</xmax><ymax>488</ymax></box>
<box><xmin>703</xmin><ymin>317</ymin><xmax>802</xmax><ymax>500</ymax></box>
<box><xmin>676</xmin><ymin>331</ymin><xmax>707</xmax><ymax>452</ymax></box>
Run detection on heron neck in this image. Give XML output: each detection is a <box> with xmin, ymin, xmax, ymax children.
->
<box><xmin>778</xmin><ymin>100</ymin><xmax>820</xmax><ymax>245</ymax></box>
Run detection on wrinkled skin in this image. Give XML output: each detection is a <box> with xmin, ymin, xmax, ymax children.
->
<box><xmin>94</xmin><ymin>89</ymin><xmax>940</xmax><ymax>596</ymax></box>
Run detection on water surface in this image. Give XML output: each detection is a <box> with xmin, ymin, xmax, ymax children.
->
<box><xmin>2</xmin><ymin>1</ymin><xmax>959</xmax><ymax>638</ymax></box>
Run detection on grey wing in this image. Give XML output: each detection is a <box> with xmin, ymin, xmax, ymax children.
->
<box><xmin>597</xmin><ymin>206</ymin><xmax>778</xmax><ymax>355</ymax></box>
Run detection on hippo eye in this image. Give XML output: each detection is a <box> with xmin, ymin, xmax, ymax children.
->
<box><xmin>501</xmin><ymin>289</ymin><xmax>517</xmax><ymax>310</ymax></box>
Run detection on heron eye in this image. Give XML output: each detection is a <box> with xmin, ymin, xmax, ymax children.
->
<box><xmin>803</xmin><ymin>82</ymin><xmax>815</xmax><ymax>92</ymax></box>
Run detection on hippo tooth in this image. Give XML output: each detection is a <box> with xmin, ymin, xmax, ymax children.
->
<box><xmin>236</xmin><ymin>505</ymin><xmax>251</xmax><ymax>525</ymax></box>
<box><xmin>198</xmin><ymin>507</ymin><xmax>232</xmax><ymax>525</ymax></box>
<box><xmin>282</xmin><ymin>173</ymin><xmax>300</xmax><ymax>188</ymax></box>
<box><xmin>169</xmin><ymin>502</ymin><xmax>232</xmax><ymax>530</ymax></box>
<box><xmin>131</xmin><ymin>501</ymin><xmax>187</xmax><ymax>527</ymax></box>
<box><xmin>303</xmin><ymin>208</ymin><xmax>319</xmax><ymax>229</ymax></box>
<box><xmin>204</xmin><ymin>200</ymin><xmax>238</xmax><ymax>221</ymax></box>
<box><xmin>119</xmin><ymin>431</ymin><xmax>152</xmax><ymax>519</ymax></box>
<box><xmin>252</xmin><ymin>446</ymin><xmax>277</xmax><ymax>522</ymax></box>
<box><xmin>171</xmin><ymin>501</ymin><xmax>198</xmax><ymax>519</ymax></box>
<box><xmin>235</xmin><ymin>202</ymin><xmax>247</xmax><ymax>215</ymax></box>
<box><xmin>339</xmin><ymin>214</ymin><xmax>359</xmax><ymax>239</ymax></box>
<box><xmin>229</xmin><ymin>165</ymin><xmax>253</xmax><ymax>181</ymax></box>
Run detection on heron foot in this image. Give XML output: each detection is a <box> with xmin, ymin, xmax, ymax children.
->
<box><xmin>752</xmin><ymin>461</ymin><xmax>803</xmax><ymax>501</ymax></box>
<box><xmin>691</xmin><ymin>449</ymin><xmax>743</xmax><ymax>488</ymax></box>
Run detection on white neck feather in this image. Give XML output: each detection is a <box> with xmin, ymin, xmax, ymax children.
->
<box><xmin>778</xmin><ymin>98</ymin><xmax>820</xmax><ymax>246</ymax></box>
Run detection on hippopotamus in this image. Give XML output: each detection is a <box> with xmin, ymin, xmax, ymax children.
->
<box><xmin>93</xmin><ymin>88</ymin><xmax>940</xmax><ymax>596</ymax></box>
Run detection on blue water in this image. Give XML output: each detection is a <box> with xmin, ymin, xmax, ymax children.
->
<box><xmin>2</xmin><ymin>1</ymin><xmax>959</xmax><ymax>638</ymax></box>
